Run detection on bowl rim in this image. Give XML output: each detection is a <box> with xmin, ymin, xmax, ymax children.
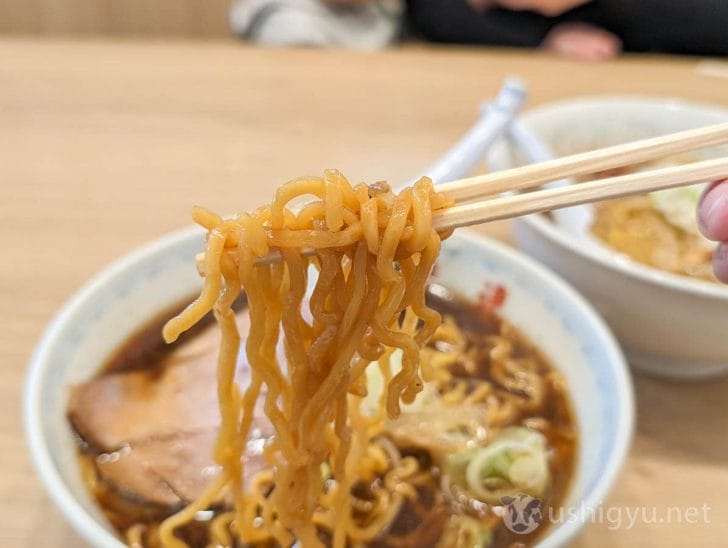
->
<box><xmin>24</xmin><ymin>226</ymin><xmax>634</xmax><ymax>548</ymax></box>
<box><xmin>23</xmin><ymin>225</ymin><xmax>203</xmax><ymax>548</ymax></box>
<box><xmin>513</xmin><ymin>94</ymin><xmax>728</xmax><ymax>302</ymax></box>
<box><xmin>449</xmin><ymin>231</ymin><xmax>634</xmax><ymax>548</ymax></box>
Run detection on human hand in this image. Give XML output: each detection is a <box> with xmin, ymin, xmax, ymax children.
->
<box><xmin>698</xmin><ymin>180</ymin><xmax>728</xmax><ymax>282</ymax></box>
<box><xmin>542</xmin><ymin>22</ymin><xmax>621</xmax><ymax>62</ymax></box>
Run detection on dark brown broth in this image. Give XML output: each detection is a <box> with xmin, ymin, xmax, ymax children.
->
<box><xmin>72</xmin><ymin>288</ymin><xmax>577</xmax><ymax>547</ymax></box>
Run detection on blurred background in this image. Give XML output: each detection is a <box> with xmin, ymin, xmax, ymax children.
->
<box><xmin>3</xmin><ymin>0</ymin><xmax>727</xmax><ymax>59</ymax></box>
<box><xmin>2</xmin><ymin>2</ymin><xmax>727</xmax><ymax>548</ymax></box>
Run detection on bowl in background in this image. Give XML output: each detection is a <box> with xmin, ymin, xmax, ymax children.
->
<box><xmin>25</xmin><ymin>227</ymin><xmax>633</xmax><ymax>547</ymax></box>
<box><xmin>489</xmin><ymin>97</ymin><xmax>728</xmax><ymax>379</ymax></box>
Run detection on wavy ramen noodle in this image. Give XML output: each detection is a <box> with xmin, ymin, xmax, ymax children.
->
<box><xmin>160</xmin><ymin>171</ymin><xmax>452</xmax><ymax>547</ymax></box>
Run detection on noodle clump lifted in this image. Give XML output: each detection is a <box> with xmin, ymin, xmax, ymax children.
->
<box><xmin>160</xmin><ymin>170</ymin><xmax>452</xmax><ymax>547</ymax></box>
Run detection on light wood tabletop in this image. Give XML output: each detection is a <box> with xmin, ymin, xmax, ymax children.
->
<box><xmin>2</xmin><ymin>38</ymin><xmax>727</xmax><ymax>547</ymax></box>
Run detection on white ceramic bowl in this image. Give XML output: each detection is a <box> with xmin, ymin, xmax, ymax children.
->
<box><xmin>25</xmin><ymin>227</ymin><xmax>633</xmax><ymax>547</ymax></box>
<box><xmin>489</xmin><ymin>97</ymin><xmax>728</xmax><ymax>379</ymax></box>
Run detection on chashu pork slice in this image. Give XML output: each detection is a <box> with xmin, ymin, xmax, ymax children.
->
<box><xmin>68</xmin><ymin>310</ymin><xmax>273</xmax><ymax>507</ymax></box>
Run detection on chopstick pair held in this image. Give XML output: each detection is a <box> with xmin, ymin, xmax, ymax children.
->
<box><xmin>436</xmin><ymin>121</ymin><xmax>728</xmax><ymax>202</ymax></box>
<box><xmin>435</xmin><ymin>156</ymin><xmax>728</xmax><ymax>230</ymax></box>
<box><xmin>432</xmin><ymin>121</ymin><xmax>728</xmax><ymax>230</ymax></box>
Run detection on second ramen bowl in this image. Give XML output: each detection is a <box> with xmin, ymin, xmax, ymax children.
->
<box><xmin>489</xmin><ymin>97</ymin><xmax>728</xmax><ymax>379</ymax></box>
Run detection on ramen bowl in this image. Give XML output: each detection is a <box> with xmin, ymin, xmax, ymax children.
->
<box><xmin>25</xmin><ymin>227</ymin><xmax>633</xmax><ymax>547</ymax></box>
<box><xmin>489</xmin><ymin>97</ymin><xmax>728</xmax><ymax>379</ymax></box>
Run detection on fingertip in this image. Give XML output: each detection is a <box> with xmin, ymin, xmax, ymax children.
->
<box><xmin>713</xmin><ymin>243</ymin><xmax>728</xmax><ymax>284</ymax></box>
<box><xmin>698</xmin><ymin>180</ymin><xmax>728</xmax><ymax>241</ymax></box>
<box><xmin>699</xmin><ymin>180</ymin><xmax>723</xmax><ymax>206</ymax></box>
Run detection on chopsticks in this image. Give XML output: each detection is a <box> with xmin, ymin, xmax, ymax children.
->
<box><xmin>436</xmin><ymin>121</ymin><xmax>728</xmax><ymax>202</ymax></box>
<box><xmin>434</xmin><ymin>156</ymin><xmax>728</xmax><ymax>230</ymax></box>
<box><xmin>432</xmin><ymin>121</ymin><xmax>728</xmax><ymax>230</ymax></box>
<box><xmin>196</xmin><ymin>122</ymin><xmax>728</xmax><ymax>270</ymax></box>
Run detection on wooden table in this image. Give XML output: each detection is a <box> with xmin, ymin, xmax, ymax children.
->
<box><xmin>2</xmin><ymin>39</ymin><xmax>727</xmax><ymax>547</ymax></box>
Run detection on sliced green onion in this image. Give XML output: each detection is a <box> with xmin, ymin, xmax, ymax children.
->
<box><xmin>446</xmin><ymin>426</ymin><xmax>549</xmax><ymax>504</ymax></box>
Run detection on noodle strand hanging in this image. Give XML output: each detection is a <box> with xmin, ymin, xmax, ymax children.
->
<box><xmin>160</xmin><ymin>171</ymin><xmax>452</xmax><ymax>547</ymax></box>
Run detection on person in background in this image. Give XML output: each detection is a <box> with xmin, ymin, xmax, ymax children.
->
<box><xmin>699</xmin><ymin>181</ymin><xmax>728</xmax><ymax>283</ymax></box>
<box><xmin>407</xmin><ymin>0</ymin><xmax>728</xmax><ymax>62</ymax></box>
<box><xmin>230</xmin><ymin>0</ymin><xmax>403</xmax><ymax>49</ymax></box>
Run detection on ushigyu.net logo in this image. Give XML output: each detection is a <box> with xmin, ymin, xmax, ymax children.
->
<box><xmin>500</xmin><ymin>493</ymin><xmax>712</xmax><ymax>534</ymax></box>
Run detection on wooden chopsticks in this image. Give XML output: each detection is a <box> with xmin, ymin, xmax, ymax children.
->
<box><xmin>196</xmin><ymin>122</ymin><xmax>728</xmax><ymax>270</ymax></box>
<box><xmin>434</xmin><ymin>156</ymin><xmax>728</xmax><ymax>230</ymax></box>
<box><xmin>436</xmin><ymin>121</ymin><xmax>728</xmax><ymax>202</ymax></box>
<box><xmin>432</xmin><ymin>122</ymin><xmax>728</xmax><ymax>231</ymax></box>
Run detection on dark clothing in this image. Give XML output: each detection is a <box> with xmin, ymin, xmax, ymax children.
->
<box><xmin>407</xmin><ymin>0</ymin><xmax>728</xmax><ymax>56</ymax></box>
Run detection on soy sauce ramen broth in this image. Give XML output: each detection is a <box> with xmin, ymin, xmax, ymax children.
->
<box><xmin>68</xmin><ymin>287</ymin><xmax>577</xmax><ymax>547</ymax></box>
